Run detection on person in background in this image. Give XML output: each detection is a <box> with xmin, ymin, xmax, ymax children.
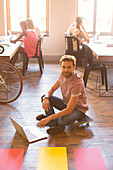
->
<box><xmin>26</xmin><ymin>18</ymin><xmax>41</xmax><ymax>38</ymax></box>
<box><xmin>36</xmin><ymin>55</ymin><xmax>89</xmax><ymax>136</ymax></box>
<box><xmin>67</xmin><ymin>16</ymin><xmax>90</xmax><ymax>43</ymax></box>
<box><xmin>67</xmin><ymin>16</ymin><xmax>93</xmax><ymax>65</ymax></box>
<box><xmin>10</xmin><ymin>21</ymin><xmax>38</xmax><ymax>65</ymax></box>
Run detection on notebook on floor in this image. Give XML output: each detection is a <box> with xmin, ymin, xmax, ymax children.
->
<box><xmin>9</xmin><ymin>116</ymin><xmax>47</xmax><ymax>143</ymax></box>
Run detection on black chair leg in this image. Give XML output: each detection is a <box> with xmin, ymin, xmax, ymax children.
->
<box><xmin>26</xmin><ymin>57</ymin><xmax>29</xmax><ymax>70</ymax></box>
<box><xmin>40</xmin><ymin>50</ymin><xmax>44</xmax><ymax>68</ymax></box>
<box><xmin>23</xmin><ymin>53</ymin><xmax>28</xmax><ymax>76</ymax></box>
<box><xmin>83</xmin><ymin>65</ymin><xmax>91</xmax><ymax>87</ymax></box>
<box><xmin>104</xmin><ymin>66</ymin><xmax>108</xmax><ymax>91</ymax></box>
<box><xmin>100</xmin><ymin>66</ymin><xmax>108</xmax><ymax>91</ymax></box>
<box><xmin>100</xmin><ymin>67</ymin><xmax>104</xmax><ymax>85</ymax></box>
<box><xmin>23</xmin><ymin>55</ymin><xmax>26</xmax><ymax>76</ymax></box>
<box><xmin>37</xmin><ymin>57</ymin><xmax>43</xmax><ymax>75</ymax></box>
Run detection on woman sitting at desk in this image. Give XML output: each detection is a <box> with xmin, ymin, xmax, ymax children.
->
<box><xmin>67</xmin><ymin>16</ymin><xmax>92</xmax><ymax>65</ymax></box>
<box><xmin>10</xmin><ymin>20</ymin><xmax>38</xmax><ymax>65</ymax></box>
<box><xmin>26</xmin><ymin>18</ymin><xmax>41</xmax><ymax>38</ymax></box>
<box><xmin>67</xmin><ymin>16</ymin><xmax>90</xmax><ymax>43</ymax></box>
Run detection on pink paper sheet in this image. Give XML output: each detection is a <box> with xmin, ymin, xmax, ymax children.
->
<box><xmin>73</xmin><ymin>148</ymin><xmax>107</xmax><ymax>170</ymax></box>
<box><xmin>0</xmin><ymin>148</ymin><xmax>24</xmax><ymax>170</ymax></box>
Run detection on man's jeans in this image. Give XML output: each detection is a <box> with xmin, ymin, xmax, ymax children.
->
<box><xmin>41</xmin><ymin>95</ymin><xmax>85</xmax><ymax>126</ymax></box>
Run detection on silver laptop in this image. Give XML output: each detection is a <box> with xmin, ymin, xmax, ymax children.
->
<box><xmin>9</xmin><ymin>116</ymin><xmax>47</xmax><ymax>143</ymax></box>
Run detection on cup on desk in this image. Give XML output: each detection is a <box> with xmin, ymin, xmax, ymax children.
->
<box><xmin>95</xmin><ymin>32</ymin><xmax>100</xmax><ymax>41</ymax></box>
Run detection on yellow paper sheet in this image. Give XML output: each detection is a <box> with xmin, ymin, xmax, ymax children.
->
<box><xmin>37</xmin><ymin>147</ymin><xmax>68</xmax><ymax>170</ymax></box>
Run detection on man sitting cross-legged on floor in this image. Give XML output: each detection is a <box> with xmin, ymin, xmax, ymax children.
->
<box><xmin>37</xmin><ymin>55</ymin><xmax>89</xmax><ymax>135</ymax></box>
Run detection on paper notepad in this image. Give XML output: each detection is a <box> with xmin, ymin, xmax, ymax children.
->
<box><xmin>37</xmin><ymin>147</ymin><xmax>68</xmax><ymax>170</ymax></box>
<box><xmin>0</xmin><ymin>148</ymin><xmax>24</xmax><ymax>170</ymax></box>
<box><xmin>73</xmin><ymin>148</ymin><xmax>107</xmax><ymax>170</ymax></box>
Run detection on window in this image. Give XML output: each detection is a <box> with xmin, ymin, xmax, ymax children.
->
<box><xmin>96</xmin><ymin>0</ymin><xmax>112</xmax><ymax>33</ymax></box>
<box><xmin>78</xmin><ymin>0</ymin><xmax>94</xmax><ymax>32</ymax></box>
<box><xmin>10</xmin><ymin>0</ymin><xmax>27</xmax><ymax>32</ymax></box>
<box><xmin>30</xmin><ymin>0</ymin><xmax>47</xmax><ymax>32</ymax></box>
<box><xmin>78</xmin><ymin>0</ymin><xmax>113</xmax><ymax>34</ymax></box>
<box><xmin>6</xmin><ymin>0</ymin><xmax>49</xmax><ymax>34</ymax></box>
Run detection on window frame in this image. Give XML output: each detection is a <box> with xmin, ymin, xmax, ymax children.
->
<box><xmin>6</xmin><ymin>0</ymin><xmax>49</xmax><ymax>35</ymax></box>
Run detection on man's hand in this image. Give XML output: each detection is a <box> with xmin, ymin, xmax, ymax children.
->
<box><xmin>42</xmin><ymin>98</ymin><xmax>50</xmax><ymax>111</ymax></box>
<box><xmin>37</xmin><ymin>117</ymin><xmax>51</xmax><ymax>128</ymax></box>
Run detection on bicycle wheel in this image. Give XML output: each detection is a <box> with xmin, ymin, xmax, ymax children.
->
<box><xmin>0</xmin><ymin>45</ymin><xmax>4</xmax><ymax>54</ymax></box>
<box><xmin>0</xmin><ymin>62</ymin><xmax>23</xmax><ymax>103</ymax></box>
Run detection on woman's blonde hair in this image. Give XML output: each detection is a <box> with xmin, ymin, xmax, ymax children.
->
<box><xmin>20</xmin><ymin>21</ymin><xmax>28</xmax><ymax>29</ymax></box>
<box><xmin>26</xmin><ymin>18</ymin><xmax>34</xmax><ymax>29</ymax></box>
<box><xmin>60</xmin><ymin>55</ymin><xmax>76</xmax><ymax>66</ymax></box>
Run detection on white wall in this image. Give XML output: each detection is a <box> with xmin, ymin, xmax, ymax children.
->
<box><xmin>43</xmin><ymin>0</ymin><xmax>75</xmax><ymax>61</ymax></box>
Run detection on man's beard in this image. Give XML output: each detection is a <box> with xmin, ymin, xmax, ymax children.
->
<box><xmin>62</xmin><ymin>71</ymin><xmax>72</xmax><ymax>78</ymax></box>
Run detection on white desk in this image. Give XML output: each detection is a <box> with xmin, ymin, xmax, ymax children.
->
<box><xmin>85</xmin><ymin>36</ymin><xmax>113</xmax><ymax>96</ymax></box>
<box><xmin>0</xmin><ymin>36</ymin><xmax>22</xmax><ymax>61</ymax></box>
<box><xmin>85</xmin><ymin>36</ymin><xmax>113</xmax><ymax>61</ymax></box>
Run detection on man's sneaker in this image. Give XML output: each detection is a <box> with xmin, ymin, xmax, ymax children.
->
<box><xmin>36</xmin><ymin>114</ymin><xmax>46</xmax><ymax>120</ymax></box>
<box><xmin>46</xmin><ymin>125</ymin><xmax>65</xmax><ymax>135</ymax></box>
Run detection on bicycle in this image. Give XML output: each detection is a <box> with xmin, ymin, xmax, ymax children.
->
<box><xmin>0</xmin><ymin>45</ymin><xmax>23</xmax><ymax>103</ymax></box>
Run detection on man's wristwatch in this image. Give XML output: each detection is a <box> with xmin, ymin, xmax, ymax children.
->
<box><xmin>43</xmin><ymin>95</ymin><xmax>49</xmax><ymax>100</ymax></box>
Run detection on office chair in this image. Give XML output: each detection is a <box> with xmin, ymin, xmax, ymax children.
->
<box><xmin>83</xmin><ymin>46</ymin><xmax>108</xmax><ymax>91</ymax></box>
<box><xmin>65</xmin><ymin>35</ymin><xmax>86</xmax><ymax>67</ymax></box>
<box><xmin>22</xmin><ymin>37</ymin><xmax>44</xmax><ymax>76</ymax></box>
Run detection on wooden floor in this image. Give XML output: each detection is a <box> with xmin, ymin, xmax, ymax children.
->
<box><xmin>0</xmin><ymin>63</ymin><xmax>113</xmax><ymax>170</ymax></box>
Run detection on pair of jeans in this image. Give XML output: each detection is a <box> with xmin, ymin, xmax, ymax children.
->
<box><xmin>41</xmin><ymin>95</ymin><xmax>85</xmax><ymax>126</ymax></box>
